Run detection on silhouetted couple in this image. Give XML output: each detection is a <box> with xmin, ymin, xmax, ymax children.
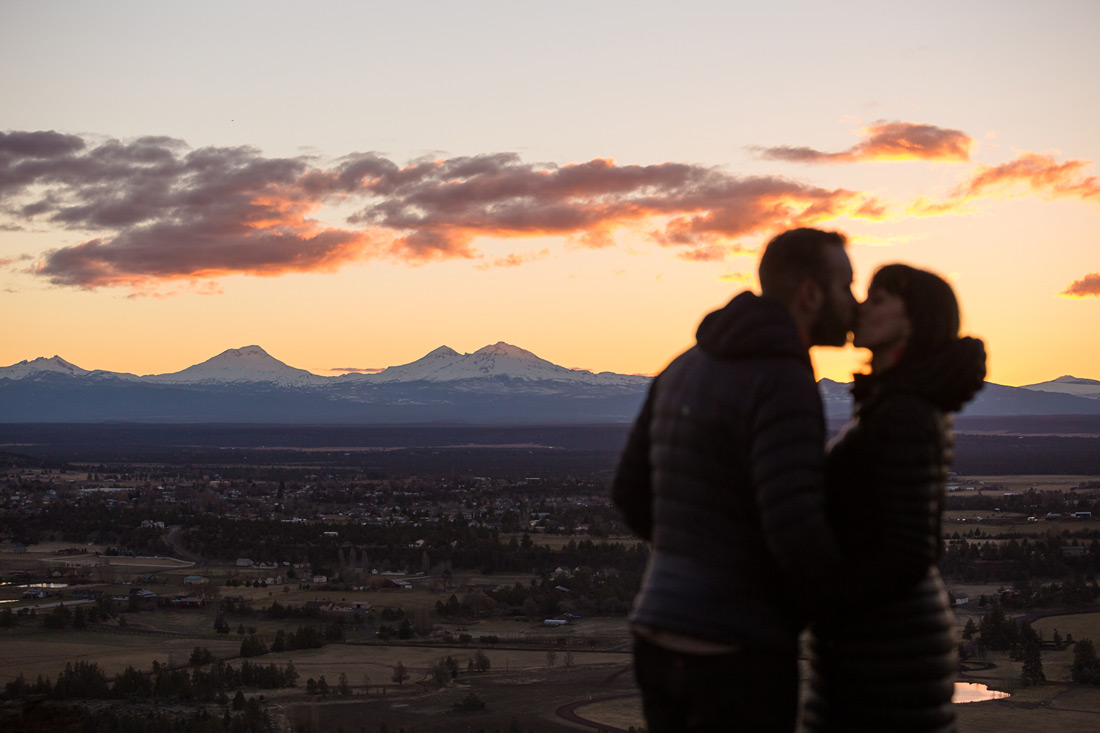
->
<box><xmin>613</xmin><ymin>228</ymin><xmax>985</xmax><ymax>732</ymax></box>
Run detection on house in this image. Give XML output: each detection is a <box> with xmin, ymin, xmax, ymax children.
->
<box><xmin>183</xmin><ymin>575</ymin><xmax>208</xmax><ymax>585</ymax></box>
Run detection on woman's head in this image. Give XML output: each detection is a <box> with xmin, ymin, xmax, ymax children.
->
<box><xmin>855</xmin><ymin>264</ymin><xmax>960</xmax><ymax>369</ymax></box>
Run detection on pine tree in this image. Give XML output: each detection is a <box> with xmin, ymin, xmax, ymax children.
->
<box><xmin>1072</xmin><ymin>638</ymin><xmax>1100</xmax><ymax>684</ymax></box>
<box><xmin>1020</xmin><ymin>623</ymin><xmax>1045</xmax><ymax>686</ymax></box>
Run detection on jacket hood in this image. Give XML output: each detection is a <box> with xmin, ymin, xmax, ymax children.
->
<box><xmin>852</xmin><ymin>336</ymin><xmax>987</xmax><ymax>413</ymax></box>
<box><xmin>696</xmin><ymin>292</ymin><xmax>811</xmax><ymax>365</ymax></box>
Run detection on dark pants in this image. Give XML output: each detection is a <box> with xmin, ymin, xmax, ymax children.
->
<box><xmin>633</xmin><ymin>635</ymin><xmax>798</xmax><ymax>733</ymax></box>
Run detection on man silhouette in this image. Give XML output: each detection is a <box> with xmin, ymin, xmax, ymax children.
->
<box><xmin>612</xmin><ymin>228</ymin><xmax>857</xmax><ymax>732</ymax></box>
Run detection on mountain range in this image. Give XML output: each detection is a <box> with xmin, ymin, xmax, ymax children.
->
<box><xmin>2</xmin><ymin>344</ymin><xmax>1099</xmax><ymax>424</ymax></box>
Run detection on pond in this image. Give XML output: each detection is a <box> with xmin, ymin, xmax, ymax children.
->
<box><xmin>953</xmin><ymin>682</ymin><xmax>1010</xmax><ymax>703</ymax></box>
<box><xmin>17</xmin><ymin>582</ymin><xmax>69</xmax><ymax>589</ymax></box>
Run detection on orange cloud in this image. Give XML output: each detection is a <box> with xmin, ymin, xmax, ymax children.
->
<box><xmin>751</xmin><ymin>122</ymin><xmax>973</xmax><ymax>164</ymax></box>
<box><xmin>477</xmin><ymin>248</ymin><xmax>552</xmax><ymax>270</ymax></box>
<box><xmin>910</xmin><ymin>152</ymin><xmax>1100</xmax><ymax>216</ymax></box>
<box><xmin>953</xmin><ymin>153</ymin><xmax>1100</xmax><ymax>201</ymax></box>
<box><xmin>2</xmin><ymin>132</ymin><xmax>885</xmax><ymax>291</ymax></box>
<box><xmin>1061</xmin><ymin>273</ymin><xmax>1100</xmax><ymax>298</ymax></box>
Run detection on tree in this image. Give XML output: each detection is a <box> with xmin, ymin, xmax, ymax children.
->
<box><xmin>213</xmin><ymin>613</ymin><xmax>230</xmax><ymax>634</ymax></box>
<box><xmin>1020</xmin><ymin>623</ymin><xmax>1045</xmax><ymax>686</ymax></box>
<box><xmin>391</xmin><ymin>662</ymin><xmax>408</xmax><ymax>686</ymax></box>
<box><xmin>240</xmin><ymin>633</ymin><xmax>268</xmax><ymax>657</ymax></box>
<box><xmin>189</xmin><ymin>646</ymin><xmax>215</xmax><ymax>667</ymax></box>
<box><xmin>454</xmin><ymin>692</ymin><xmax>486</xmax><ymax>711</ymax></box>
<box><xmin>232</xmin><ymin>690</ymin><xmax>246</xmax><ymax>710</ymax></box>
<box><xmin>1072</xmin><ymin>638</ymin><xmax>1100</xmax><ymax>684</ymax></box>
<box><xmin>338</xmin><ymin>671</ymin><xmax>350</xmax><ymax>697</ymax></box>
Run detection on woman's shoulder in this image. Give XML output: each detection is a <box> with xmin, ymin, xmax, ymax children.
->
<box><xmin>859</xmin><ymin>388</ymin><xmax>943</xmax><ymax>437</ymax></box>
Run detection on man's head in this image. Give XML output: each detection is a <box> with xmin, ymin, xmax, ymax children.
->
<box><xmin>758</xmin><ymin>228</ymin><xmax>855</xmax><ymax>347</ymax></box>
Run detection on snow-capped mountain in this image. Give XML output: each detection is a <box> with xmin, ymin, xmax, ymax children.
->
<box><xmin>358</xmin><ymin>342</ymin><xmax>649</xmax><ymax>387</ymax></box>
<box><xmin>357</xmin><ymin>345</ymin><xmax>463</xmax><ymax>383</ymax></box>
<box><xmin>1021</xmin><ymin>375</ymin><xmax>1100</xmax><ymax>400</ymax></box>
<box><xmin>0</xmin><ymin>356</ymin><xmax>90</xmax><ymax>380</ymax></box>
<box><xmin>143</xmin><ymin>345</ymin><xmax>329</xmax><ymax>387</ymax></box>
<box><xmin>2</xmin><ymin>346</ymin><xmax>1099</xmax><ymax>424</ymax></box>
<box><xmin>0</xmin><ymin>342</ymin><xmax>654</xmax><ymax>423</ymax></box>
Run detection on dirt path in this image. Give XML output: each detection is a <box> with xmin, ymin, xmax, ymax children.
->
<box><xmin>555</xmin><ymin>693</ymin><xmax>638</xmax><ymax>732</ymax></box>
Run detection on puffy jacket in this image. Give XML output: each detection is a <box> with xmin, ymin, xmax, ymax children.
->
<box><xmin>612</xmin><ymin>291</ymin><xmax>848</xmax><ymax>652</ymax></box>
<box><xmin>802</xmin><ymin>337</ymin><xmax>986</xmax><ymax>732</ymax></box>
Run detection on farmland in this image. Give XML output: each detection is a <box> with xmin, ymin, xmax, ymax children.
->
<box><xmin>3</xmin><ymin>424</ymin><xmax>1100</xmax><ymax>730</ymax></box>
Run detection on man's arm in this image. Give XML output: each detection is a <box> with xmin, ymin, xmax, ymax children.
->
<box><xmin>611</xmin><ymin>381</ymin><xmax>657</xmax><ymax>541</ymax></box>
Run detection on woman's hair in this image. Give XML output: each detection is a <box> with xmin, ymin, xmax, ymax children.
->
<box><xmin>869</xmin><ymin>264</ymin><xmax>960</xmax><ymax>367</ymax></box>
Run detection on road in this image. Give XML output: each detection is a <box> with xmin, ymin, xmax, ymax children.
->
<box><xmin>161</xmin><ymin>525</ymin><xmax>205</xmax><ymax>566</ymax></box>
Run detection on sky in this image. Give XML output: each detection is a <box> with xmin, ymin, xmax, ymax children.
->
<box><xmin>1</xmin><ymin>0</ymin><xmax>1098</xmax><ymax>386</ymax></box>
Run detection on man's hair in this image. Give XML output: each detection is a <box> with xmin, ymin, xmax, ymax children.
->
<box><xmin>758</xmin><ymin>228</ymin><xmax>847</xmax><ymax>304</ymax></box>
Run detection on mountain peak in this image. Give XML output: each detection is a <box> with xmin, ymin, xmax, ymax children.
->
<box><xmin>1052</xmin><ymin>375</ymin><xmax>1100</xmax><ymax>386</ymax></box>
<box><xmin>473</xmin><ymin>342</ymin><xmax>538</xmax><ymax>359</ymax></box>
<box><xmin>0</xmin><ymin>355</ymin><xmax>89</xmax><ymax>380</ymax></box>
<box><xmin>146</xmin><ymin>345</ymin><xmax>327</xmax><ymax>386</ymax></box>
<box><xmin>1020</xmin><ymin>375</ymin><xmax>1100</xmax><ymax>400</ymax></box>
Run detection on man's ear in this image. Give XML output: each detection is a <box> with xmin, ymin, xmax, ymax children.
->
<box><xmin>795</xmin><ymin>278</ymin><xmax>824</xmax><ymax>318</ymax></box>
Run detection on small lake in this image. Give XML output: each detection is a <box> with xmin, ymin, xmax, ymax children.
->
<box><xmin>17</xmin><ymin>582</ymin><xmax>69</xmax><ymax>589</ymax></box>
<box><xmin>954</xmin><ymin>682</ymin><xmax>1010</xmax><ymax>703</ymax></box>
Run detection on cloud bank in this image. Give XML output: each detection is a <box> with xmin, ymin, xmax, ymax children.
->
<box><xmin>2</xmin><ymin>126</ymin><xmax>1097</xmax><ymax>294</ymax></box>
<box><xmin>751</xmin><ymin>122</ymin><xmax>973</xmax><ymax>164</ymax></box>
<box><xmin>0</xmin><ymin>131</ymin><xmax>880</xmax><ymax>291</ymax></box>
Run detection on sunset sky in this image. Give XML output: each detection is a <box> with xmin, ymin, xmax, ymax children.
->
<box><xmin>2</xmin><ymin>1</ymin><xmax>1098</xmax><ymax>386</ymax></box>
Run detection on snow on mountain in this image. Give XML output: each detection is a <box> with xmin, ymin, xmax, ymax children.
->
<box><xmin>1020</xmin><ymin>375</ymin><xmax>1100</xmax><ymax>400</ymax></box>
<box><xmin>357</xmin><ymin>345</ymin><xmax>464</xmax><ymax>383</ymax></box>
<box><xmin>360</xmin><ymin>342</ymin><xmax>650</xmax><ymax>386</ymax></box>
<box><xmin>0</xmin><ymin>356</ymin><xmax>90</xmax><ymax>380</ymax></box>
<box><xmin>145</xmin><ymin>345</ymin><xmax>329</xmax><ymax>387</ymax></box>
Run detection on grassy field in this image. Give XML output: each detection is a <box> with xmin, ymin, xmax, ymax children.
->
<box><xmin>0</xmin><ymin>628</ymin><xmax>242</xmax><ymax>680</ymax></box>
<box><xmin>5</xmin><ymin>601</ymin><xmax>1100</xmax><ymax>731</ymax></box>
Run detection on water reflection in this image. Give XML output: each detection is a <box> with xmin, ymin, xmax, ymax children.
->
<box><xmin>953</xmin><ymin>682</ymin><xmax>1010</xmax><ymax>703</ymax></box>
<box><xmin>17</xmin><ymin>582</ymin><xmax>69</xmax><ymax>589</ymax></box>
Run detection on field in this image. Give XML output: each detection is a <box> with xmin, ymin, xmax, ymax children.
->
<box><xmin>7</xmin><ymin>567</ymin><xmax>1100</xmax><ymax>732</ymax></box>
<box><xmin>4</xmin><ymin>466</ymin><xmax>1100</xmax><ymax>731</ymax></box>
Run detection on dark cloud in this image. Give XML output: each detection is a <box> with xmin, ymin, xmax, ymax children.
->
<box><xmin>751</xmin><ymin>122</ymin><xmax>973</xmax><ymax>164</ymax></box>
<box><xmin>1061</xmin><ymin>273</ymin><xmax>1100</xmax><ymax>298</ymax></box>
<box><xmin>1</xmin><ymin>131</ymin><xmax>885</xmax><ymax>290</ymax></box>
